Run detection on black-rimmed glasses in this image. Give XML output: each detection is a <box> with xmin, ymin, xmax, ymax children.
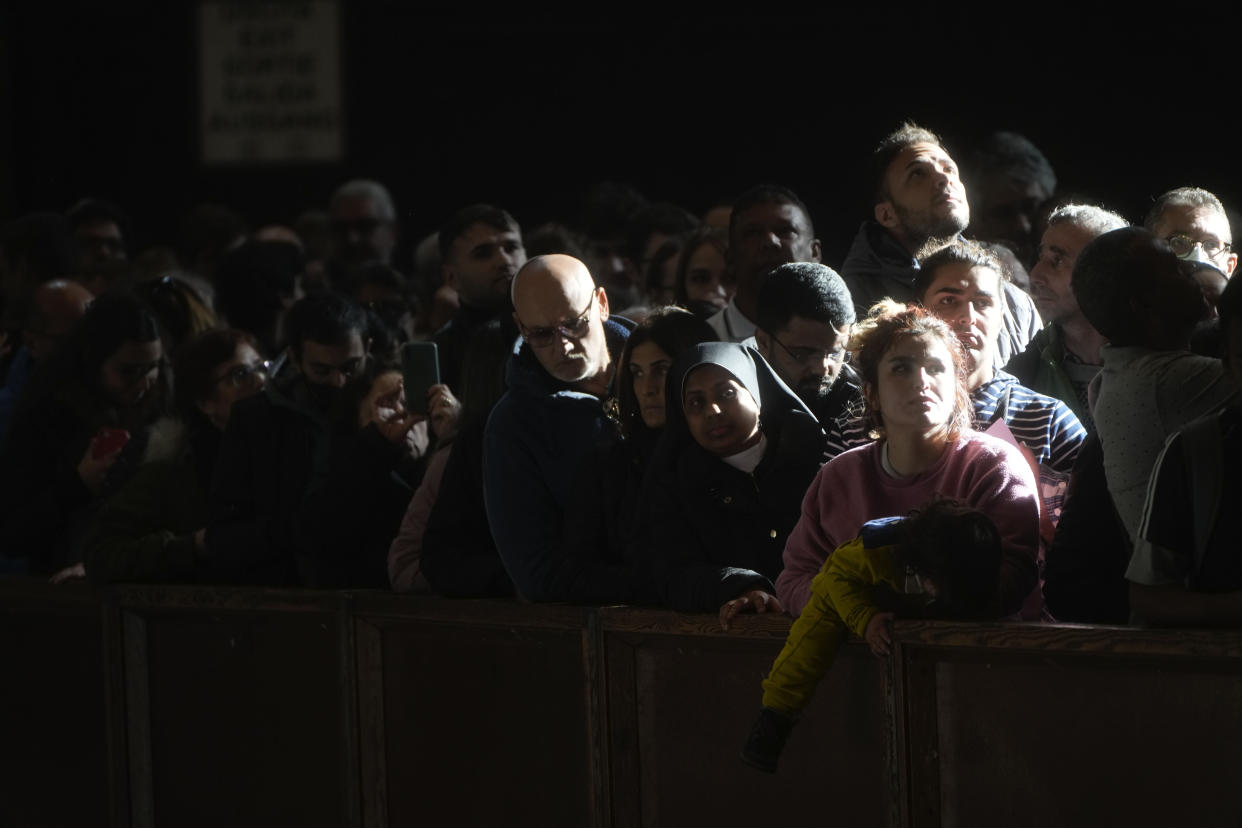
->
<box><xmin>770</xmin><ymin>334</ymin><xmax>848</xmax><ymax>366</ymax></box>
<box><xmin>517</xmin><ymin>292</ymin><xmax>595</xmax><ymax>348</ymax></box>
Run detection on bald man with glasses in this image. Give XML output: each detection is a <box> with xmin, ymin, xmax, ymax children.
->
<box><xmin>482</xmin><ymin>254</ymin><xmax>635</xmax><ymax>601</ymax></box>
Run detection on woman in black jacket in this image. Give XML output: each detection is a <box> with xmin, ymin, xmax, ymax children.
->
<box><xmin>559</xmin><ymin>307</ymin><xmax>715</xmax><ymax>603</ymax></box>
<box><xmin>639</xmin><ymin>341</ymin><xmax>827</xmax><ymax>623</ymax></box>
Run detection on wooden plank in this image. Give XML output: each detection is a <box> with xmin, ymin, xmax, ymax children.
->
<box><xmin>882</xmin><ymin>641</ymin><xmax>904</xmax><ymax>828</ymax></box>
<box><xmin>352</xmin><ymin>591</ymin><xmax>596</xmax><ymax>629</ymax></box>
<box><xmin>894</xmin><ymin>619</ymin><xmax>1242</xmax><ymax>658</ymax></box>
<box><xmin>134</xmin><ymin>605</ymin><xmax>348</xmax><ymax>827</ymax></box>
<box><xmin>101</xmin><ymin>593</ymin><xmax>131</xmax><ymax>828</ymax></box>
<box><xmin>917</xmin><ymin>645</ymin><xmax>1242</xmax><ymax>827</ymax></box>
<box><xmin>604</xmin><ymin>634</ymin><xmax>641</xmax><ymax>828</ymax></box>
<box><xmin>900</xmin><ymin>645</ymin><xmax>941</xmax><ymax>828</ymax></box>
<box><xmin>582</xmin><ymin>608</ymin><xmax>609</xmax><ymax>828</ymax></box>
<box><xmin>0</xmin><ymin>581</ymin><xmax>113</xmax><ymax>828</ymax></box>
<box><xmin>337</xmin><ymin>594</ymin><xmax>362</xmax><ymax>828</ymax></box>
<box><xmin>354</xmin><ymin>615</ymin><xmax>388</xmax><ymax>828</ymax></box>
<box><xmin>622</xmin><ymin>630</ymin><xmax>885</xmax><ymax>827</ymax></box>
<box><xmin>370</xmin><ymin>614</ymin><xmax>592</xmax><ymax>828</ymax></box>
<box><xmin>122</xmin><ymin>610</ymin><xmax>155</xmax><ymax>828</ymax></box>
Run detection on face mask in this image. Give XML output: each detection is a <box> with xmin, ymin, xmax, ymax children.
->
<box><xmin>1175</xmin><ymin>246</ymin><xmax>1216</xmax><ymax>267</ymax></box>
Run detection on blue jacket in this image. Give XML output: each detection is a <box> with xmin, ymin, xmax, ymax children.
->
<box><xmin>482</xmin><ymin>318</ymin><xmax>632</xmax><ymax>601</ymax></box>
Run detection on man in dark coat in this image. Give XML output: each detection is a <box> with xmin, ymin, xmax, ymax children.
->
<box><xmin>482</xmin><ymin>254</ymin><xmax>631</xmax><ymax>602</ymax></box>
<box><xmin>206</xmin><ymin>292</ymin><xmax>372</xmax><ymax>585</ymax></box>
<box><xmin>749</xmin><ymin>262</ymin><xmax>862</xmax><ymax>443</ymax></box>
<box><xmin>431</xmin><ymin>204</ymin><xmax>525</xmax><ymax>392</ymax></box>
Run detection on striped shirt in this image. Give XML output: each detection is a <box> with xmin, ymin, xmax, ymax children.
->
<box><xmin>826</xmin><ymin>371</ymin><xmax>1086</xmax><ymax>473</ymax></box>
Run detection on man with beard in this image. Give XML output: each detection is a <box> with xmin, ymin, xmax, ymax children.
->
<box><xmin>842</xmin><ymin>123</ymin><xmax>1040</xmax><ymax>368</ymax></box>
<box><xmin>707</xmin><ymin>185</ymin><xmax>821</xmax><ymax>342</ymax></box>
<box><xmin>748</xmin><ymin>262</ymin><xmax>861</xmax><ymax>439</ymax></box>
<box><xmin>208</xmin><ymin>293</ymin><xmax>394</xmax><ymax>585</ymax></box>
<box><xmin>432</xmin><ymin>204</ymin><xmax>526</xmax><ymax>391</ymax></box>
<box><xmin>1006</xmin><ymin>204</ymin><xmax>1128</xmax><ymax>431</ymax></box>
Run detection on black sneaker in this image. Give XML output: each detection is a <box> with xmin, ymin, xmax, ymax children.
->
<box><xmin>739</xmin><ymin>707</ymin><xmax>796</xmax><ymax>773</ymax></box>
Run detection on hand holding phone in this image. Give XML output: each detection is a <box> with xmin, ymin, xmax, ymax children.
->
<box><xmin>79</xmin><ymin>427</ymin><xmax>130</xmax><ymax>493</ymax></box>
<box><xmin>91</xmin><ymin>426</ymin><xmax>130</xmax><ymax>459</ymax></box>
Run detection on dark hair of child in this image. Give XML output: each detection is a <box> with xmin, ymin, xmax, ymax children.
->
<box><xmin>895</xmin><ymin>498</ymin><xmax>1003</xmax><ymax>620</ymax></box>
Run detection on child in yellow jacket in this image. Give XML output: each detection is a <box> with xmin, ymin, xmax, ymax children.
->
<box><xmin>742</xmin><ymin>499</ymin><xmax>1003</xmax><ymax>772</ymax></box>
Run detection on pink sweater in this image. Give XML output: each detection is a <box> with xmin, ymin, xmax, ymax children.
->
<box><xmin>387</xmin><ymin>444</ymin><xmax>450</xmax><ymax>593</ymax></box>
<box><xmin>775</xmin><ymin>432</ymin><xmax>1040</xmax><ymax>618</ymax></box>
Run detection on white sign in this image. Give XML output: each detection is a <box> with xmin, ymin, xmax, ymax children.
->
<box><xmin>199</xmin><ymin>1</ymin><xmax>343</xmax><ymax>164</ymax></box>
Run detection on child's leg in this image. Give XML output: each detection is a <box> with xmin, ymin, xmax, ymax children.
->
<box><xmin>761</xmin><ymin>568</ymin><xmax>848</xmax><ymax>716</ymax></box>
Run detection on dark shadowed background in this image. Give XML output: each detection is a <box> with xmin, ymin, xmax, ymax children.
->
<box><xmin>2</xmin><ymin>4</ymin><xmax>1236</xmax><ymax>266</ymax></box>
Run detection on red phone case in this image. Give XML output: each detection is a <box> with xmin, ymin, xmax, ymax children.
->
<box><xmin>91</xmin><ymin>427</ymin><xmax>131</xmax><ymax>459</ymax></box>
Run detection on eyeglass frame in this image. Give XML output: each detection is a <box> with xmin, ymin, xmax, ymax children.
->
<box><xmin>1165</xmin><ymin>233</ymin><xmax>1233</xmax><ymax>261</ymax></box>
<box><xmin>516</xmin><ymin>291</ymin><xmax>597</xmax><ymax>348</ymax></box>
<box><xmin>768</xmin><ymin>332</ymin><xmax>849</xmax><ymax>366</ymax></box>
<box><xmin>213</xmin><ymin>359</ymin><xmax>274</xmax><ymax>389</ymax></box>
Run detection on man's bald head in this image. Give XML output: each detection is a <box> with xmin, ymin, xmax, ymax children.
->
<box><xmin>511</xmin><ymin>254</ymin><xmax>613</xmax><ymax>388</ymax></box>
<box><xmin>26</xmin><ymin>279</ymin><xmax>94</xmax><ymax>362</ymax></box>
<box><xmin>511</xmin><ymin>253</ymin><xmax>593</xmax><ymax>305</ymax></box>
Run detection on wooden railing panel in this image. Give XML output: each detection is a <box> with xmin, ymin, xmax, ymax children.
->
<box><xmin>9</xmin><ymin>579</ymin><xmax>1242</xmax><ymax>828</ymax></box>
<box><xmin>894</xmin><ymin>622</ymin><xmax>1242</xmax><ymax>828</ymax></box>
<box><xmin>120</xmin><ymin>589</ymin><xmax>352</xmax><ymax>828</ymax></box>
<box><xmin>357</xmin><ymin>598</ymin><xmax>595</xmax><ymax>828</ymax></box>
<box><xmin>599</xmin><ymin>609</ymin><xmax>887</xmax><ymax>828</ymax></box>
<box><xmin>0</xmin><ymin>584</ymin><xmax>114</xmax><ymax>828</ymax></box>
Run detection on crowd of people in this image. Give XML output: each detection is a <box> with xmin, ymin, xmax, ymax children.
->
<box><xmin>1</xmin><ymin>122</ymin><xmax>1238</xmax><ymax>651</ymax></box>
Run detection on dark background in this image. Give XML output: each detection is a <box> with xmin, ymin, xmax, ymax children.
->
<box><xmin>2</xmin><ymin>4</ymin><xmax>1237</xmax><ymax>267</ymax></box>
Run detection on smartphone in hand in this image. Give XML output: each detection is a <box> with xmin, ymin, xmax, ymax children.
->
<box><xmin>400</xmin><ymin>342</ymin><xmax>440</xmax><ymax>415</ymax></box>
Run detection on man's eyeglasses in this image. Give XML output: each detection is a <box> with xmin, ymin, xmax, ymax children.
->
<box><xmin>770</xmin><ymin>334</ymin><xmax>848</xmax><ymax>366</ymax></box>
<box><xmin>1166</xmin><ymin>233</ymin><xmax>1232</xmax><ymax>260</ymax></box>
<box><xmin>517</xmin><ymin>292</ymin><xmax>595</xmax><ymax>348</ymax></box>
<box><xmin>214</xmin><ymin>360</ymin><xmax>273</xmax><ymax>389</ymax></box>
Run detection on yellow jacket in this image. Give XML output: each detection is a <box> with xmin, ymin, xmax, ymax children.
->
<box><xmin>761</xmin><ymin>519</ymin><xmax>905</xmax><ymax>715</ymax></box>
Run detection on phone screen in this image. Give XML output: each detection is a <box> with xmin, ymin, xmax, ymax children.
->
<box><xmin>400</xmin><ymin>342</ymin><xmax>440</xmax><ymax>415</ymax></box>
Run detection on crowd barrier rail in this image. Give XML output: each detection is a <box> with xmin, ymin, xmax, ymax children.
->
<box><xmin>3</xmin><ymin>577</ymin><xmax>1241</xmax><ymax>827</ymax></box>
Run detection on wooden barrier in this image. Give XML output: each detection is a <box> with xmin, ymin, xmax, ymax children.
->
<box><xmin>4</xmin><ymin>577</ymin><xmax>1242</xmax><ymax>827</ymax></box>
<box><xmin>889</xmin><ymin>621</ymin><xmax>1242</xmax><ymax>828</ymax></box>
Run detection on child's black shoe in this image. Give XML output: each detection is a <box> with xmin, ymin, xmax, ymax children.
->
<box><xmin>740</xmin><ymin>707</ymin><xmax>796</xmax><ymax>772</ymax></box>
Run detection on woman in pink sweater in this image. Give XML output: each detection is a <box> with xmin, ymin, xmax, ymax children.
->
<box><xmin>773</xmin><ymin>301</ymin><xmax>1039</xmax><ymax>619</ymax></box>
